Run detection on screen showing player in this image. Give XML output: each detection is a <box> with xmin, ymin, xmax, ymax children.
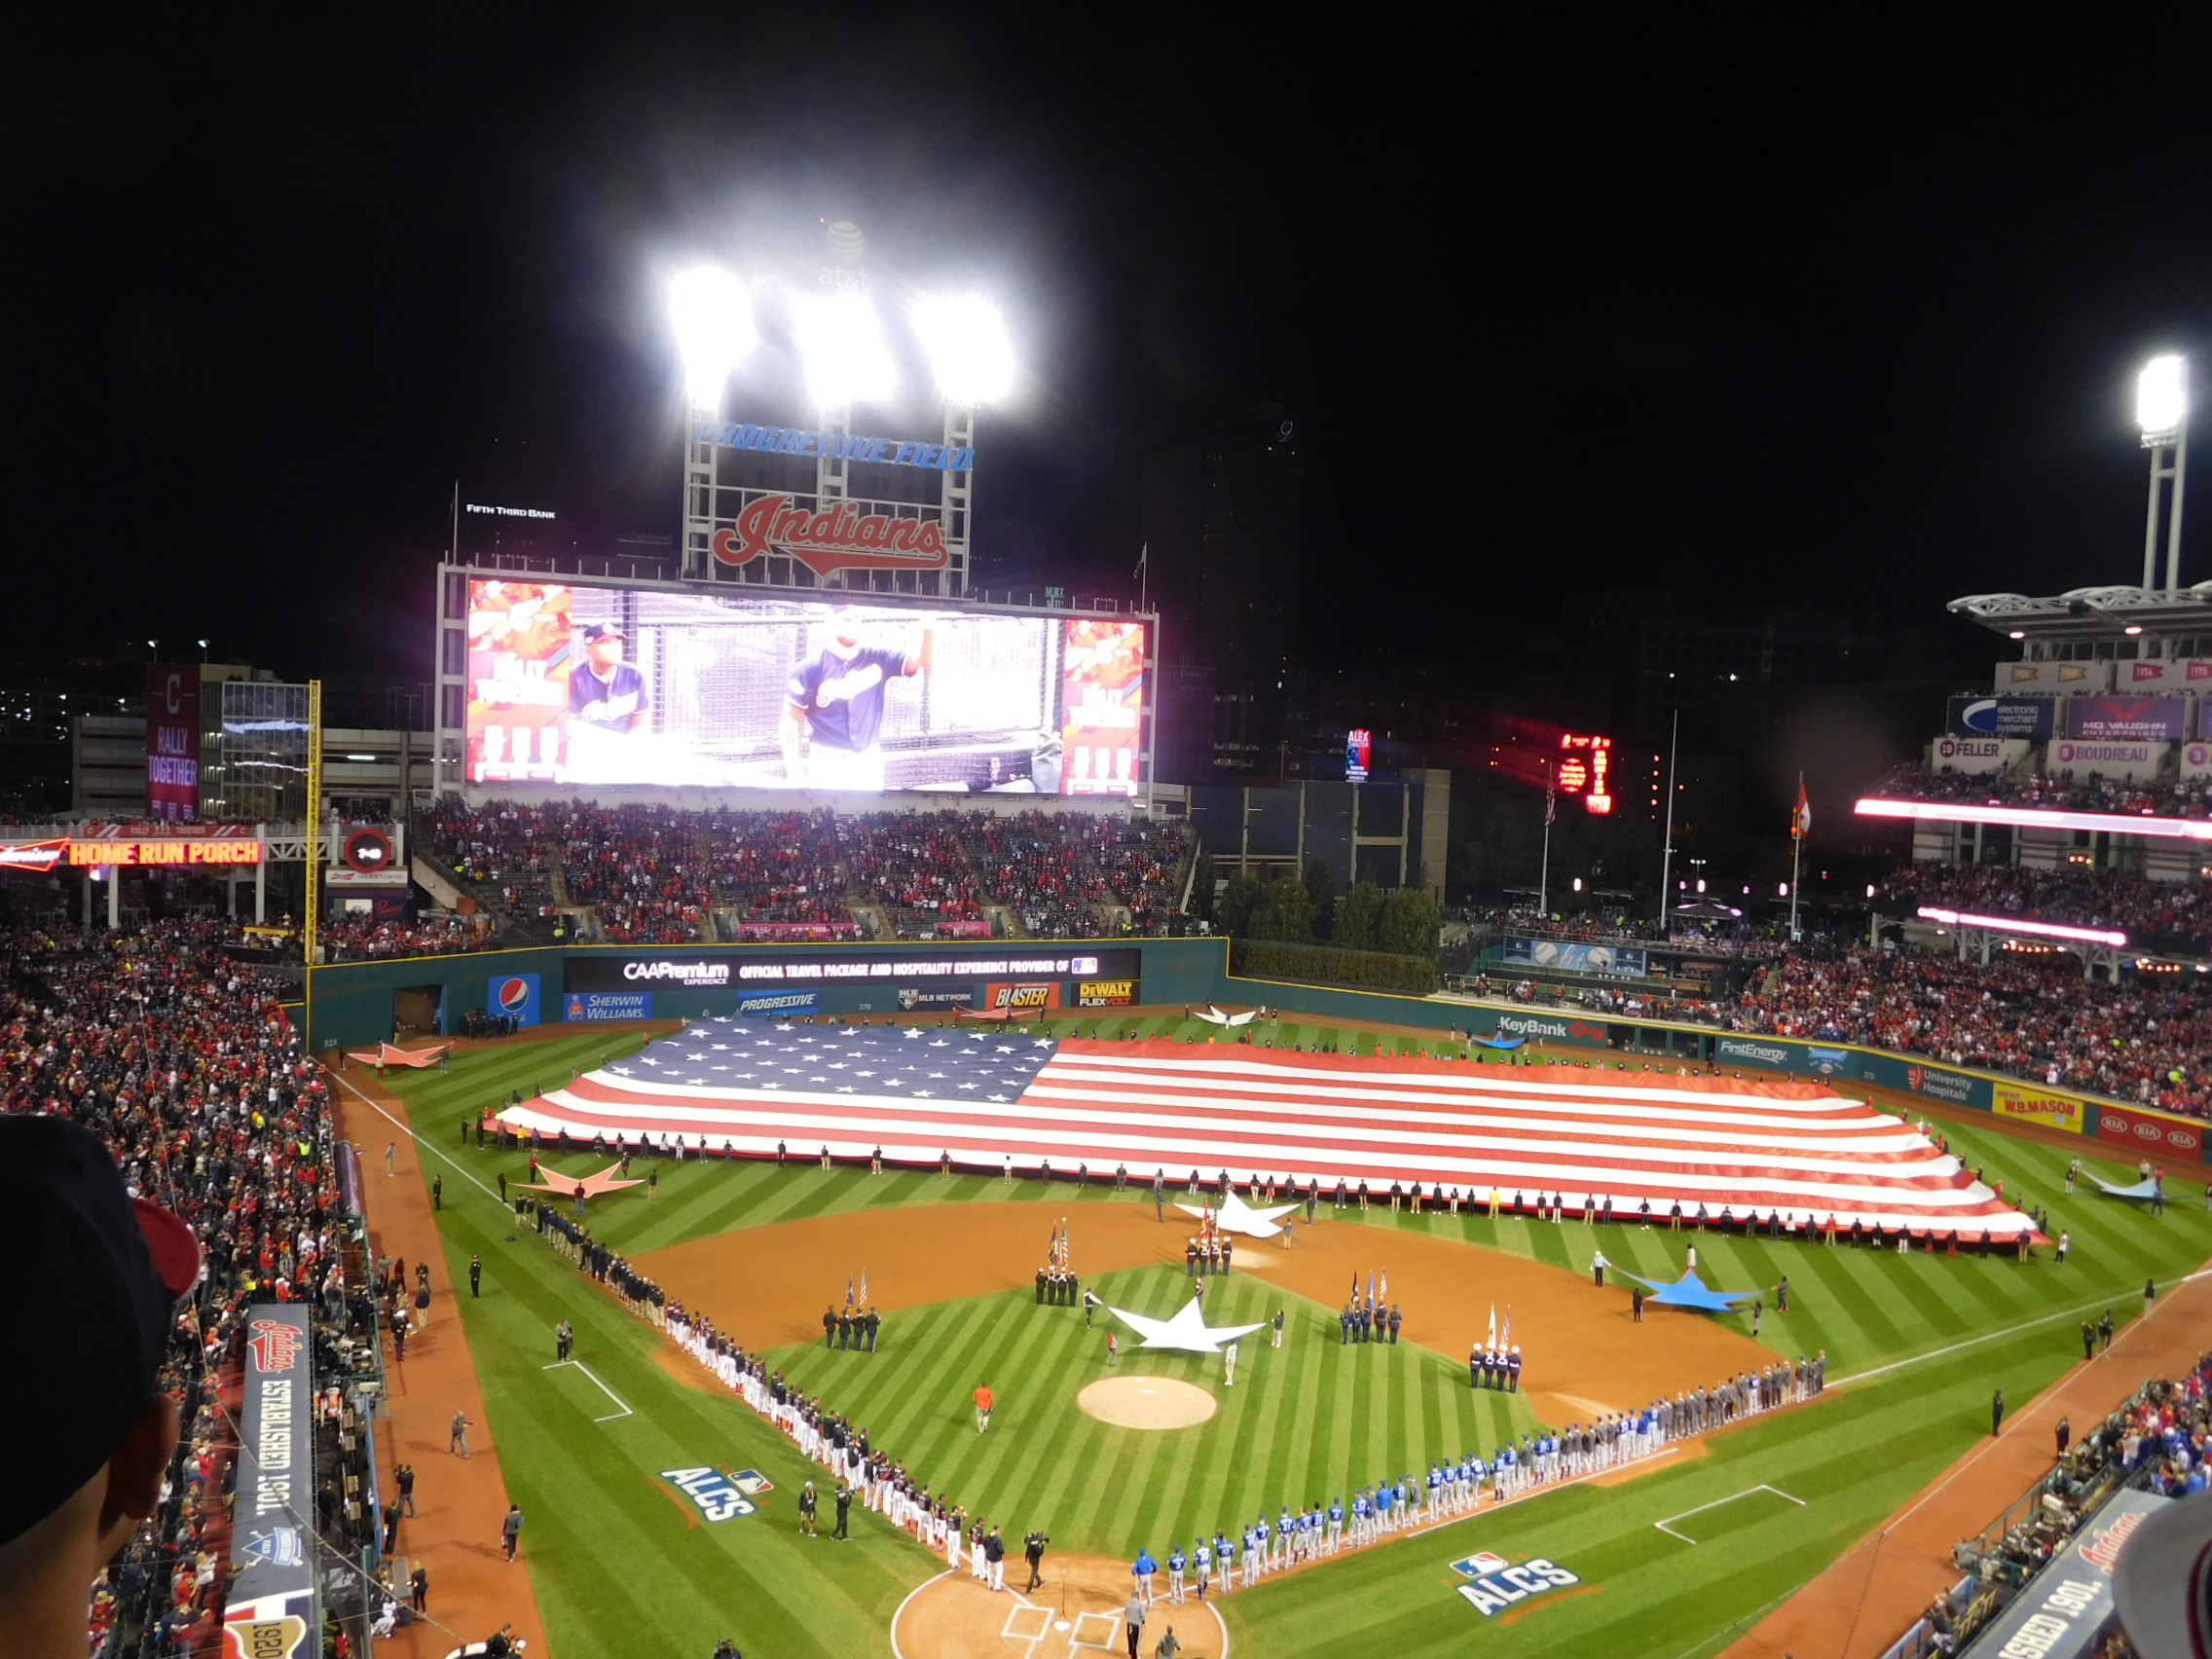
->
<box><xmin>462</xmin><ymin>580</ymin><xmax>1149</xmax><ymax>796</ymax></box>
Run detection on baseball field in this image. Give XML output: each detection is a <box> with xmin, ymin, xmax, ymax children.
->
<box><xmin>365</xmin><ymin>1014</ymin><xmax>2212</xmax><ymax>1659</ymax></box>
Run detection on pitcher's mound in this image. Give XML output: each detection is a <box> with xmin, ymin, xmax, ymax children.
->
<box><xmin>1077</xmin><ymin>1375</ymin><xmax>1217</xmax><ymax>1429</ymax></box>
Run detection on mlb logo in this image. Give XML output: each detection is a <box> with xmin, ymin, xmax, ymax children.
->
<box><xmin>1453</xmin><ymin>1552</ymin><xmax>1510</xmax><ymax>1577</ymax></box>
<box><xmin>730</xmin><ymin>1470</ymin><xmax>774</xmax><ymax>1495</ymax></box>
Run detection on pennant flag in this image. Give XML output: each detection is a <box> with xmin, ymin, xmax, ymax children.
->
<box><xmin>1792</xmin><ymin>778</ymin><xmax>1812</xmax><ymax>840</ymax></box>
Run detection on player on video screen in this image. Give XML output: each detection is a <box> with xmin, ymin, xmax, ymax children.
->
<box><xmin>568</xmin><ymin>622</ymin><xmax>648</xmax><ymax>732</ymax></box>
<box><xmin>780</xmin><ymin>608</ymin><xmax>935</xmax><ymax>792</ymax></box>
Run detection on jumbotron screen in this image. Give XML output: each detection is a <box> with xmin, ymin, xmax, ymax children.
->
<box><xmin>463</xmin><ymin>580</ymin><xmax>1147</xmax><ymax>795</ymax></box>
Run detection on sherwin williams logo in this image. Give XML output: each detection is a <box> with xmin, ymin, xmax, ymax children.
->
<box><xmin>1453</xmin><ymin>1552</ymin><xmax>1583</xmax><ymax>1615</ymax></box>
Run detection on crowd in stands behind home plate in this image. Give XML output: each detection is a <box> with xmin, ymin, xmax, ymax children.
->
<box><xmin>1728</xmin><ymin>940</ymin><xmax>2212</xmax><ymax>1119</ymax></box>
<box><xmin>1871</xmin><ymin>761</ymin><xmax>2212</xmax><ymax>820</ymax></box>
<box><xmin>1877</xmin><ymin>862</ymin><xmax>2212</xmax><ymax>956</ymax></box>
<box><xmin>0</xmin><ymin>917</ymin><xmax>369</xmax><ymax>1658</ymax></box>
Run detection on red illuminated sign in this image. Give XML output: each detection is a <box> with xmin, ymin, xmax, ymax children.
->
<box><xmin>711</xmin><ymin>494</ymin><xmax>950</xmax><ymax>576</ymax></box>
<box><xmin>1560</xmin><ymin>734</ymin><xmax>1612</xmax><ymax>815</ymax></box>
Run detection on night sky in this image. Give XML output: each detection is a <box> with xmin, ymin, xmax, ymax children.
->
<box><xmin>12</xmin><ymin>15</ymin><xmax>2209</xmax><ymax>686</ymax></box>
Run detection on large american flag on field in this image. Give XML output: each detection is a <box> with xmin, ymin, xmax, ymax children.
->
<box><xmin>497</xmin><ymin>1019</ymin><xmax>2037</xmax><ymax>1236</ymax></box>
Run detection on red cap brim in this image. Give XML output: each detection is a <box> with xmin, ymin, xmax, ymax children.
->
<box><xmin>132</xmin><ymin>1198</ymin><xmax>203</xmax><ymax>1300</ymax></box>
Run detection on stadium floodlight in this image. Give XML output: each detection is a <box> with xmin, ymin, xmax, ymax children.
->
<box><xmin>1915</xmin><ymin>905</ymin><xmax>2127</xmax><ymax>948</ymax></box>
<box><xmin>669</xmin><ymin>267</ymin><xmax>756</xmax><ymax>410</ymax></box>
<box><xmin>2138</xmin><ymin>353</ymin><xmax>2188</xmax><ymax>443</ymax></box>
<box><xmin>911</xmin><ymin>294</ymin><xmax>1015</xmax><ymax>405</ymax></box>
<box><xmin>791</xmin><ymin>291</ymin><xmax>897</xmax><ymax>409</ymax></box>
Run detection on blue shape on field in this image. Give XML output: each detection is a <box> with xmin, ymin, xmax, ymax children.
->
<box><xmin>2089</xmin><ymin>1177</ymin><xmax>2162</xmax><ymax>1202</ymax></box>
<box><xmin>1470</xmin><ymin>1036</ymin><xmax>1526</xmax><ymax>1051</ymax></box>
<box><xmin>1612</xmin><ymin>1269</ymin><xmax>1763</xmax><ymax>1312</ymax></box>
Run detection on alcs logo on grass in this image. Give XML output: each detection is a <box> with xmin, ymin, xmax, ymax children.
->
<box><xmin>1452</xmin><ymin>1550</ymin><xmax>1582</xmax><ymax>1615</ymax></box>
<box><xmin>661</xmin><ymin>1467</ymin><xmax>759</xmax><ymax>1523</ymax></box>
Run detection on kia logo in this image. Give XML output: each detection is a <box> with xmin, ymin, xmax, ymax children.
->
<box><xmin>2135</xmin><ymin>1124</ymin><xmax>2161</xmax><ymax>1141</ymax></box>
<box><xmin>2171</xmin><ymin>1128</ymin><xmax>2199</xmax><ymax>1149</ymax></box>
<box><xmin>2102</xmin><ymin>1115</ymin><xmax>2127</xmax><ymax>1132</ymax></box>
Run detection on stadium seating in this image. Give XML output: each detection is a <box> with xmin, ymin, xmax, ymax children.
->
<box><xmin>4</xmin><ymin>920</ymin><xmax>355</xmax><ymax>1656</ymax></box>
<box><xmin>1872</xmin><ymin>761</ymin><xmax>2212</xmax><ymax>820</ymax></box>
<box><xmin>1876</xmin><ymin>862</ymin><xmax>2212</xmax><ymax>957</ymax></box>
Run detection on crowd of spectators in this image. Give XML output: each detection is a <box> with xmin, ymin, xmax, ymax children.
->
<box><xmin>1875</xmin><ymin>861</ymin><xmax>2212</xmax><ymax>957</ymax></box>
<box><xmin>1873</xmin><ymin>762</ymin><xmax>2212</xmax><ymax>820</ymax></box>
<box><xmin>556</xmin><ymin>804</ymin><xmax>714</xmax><ymax>944</ymax></box>
<box><xmin>1066</xmin><ymin>814</ymin><xmax>1185</xmax><ymax>933</ymax></box>
<box><xmin>699</xmin><ymin>808</ymin><xmax>850</xmax><ymax>935</ymax></box>
<box><xmin>0</xmin><ymin>917</ymin><xmax>350</xmax><ymax>1656</ymax></box>
<box><xmin>318</xmin><ymin>913</ymin><xmax>494</xmax><ymax>960</ymax></box>
<box><xmin>424</xmin><ymin>798</ymin><xmax>565</xmax><ymax>920</ymax></box>
<box><xmin>1727</xmin><ymin>941</ymin><xmax>2212</xmax><ymax>1118</ymax></box>
<box><xmin>967</xmin><ymin>812</ymin><xmax>1100</xmax><ymax>938</ymax></box>
<box><xmin>836</xmin><ymin>811</ymin><xmax>989</xmax><ymax>938</ymax></box>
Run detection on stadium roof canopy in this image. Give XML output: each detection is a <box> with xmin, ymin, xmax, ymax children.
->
<box><xmin>1948</xmin><ymin>582</ymin><xmax>2212</xmax><ymax>642</ymax></box>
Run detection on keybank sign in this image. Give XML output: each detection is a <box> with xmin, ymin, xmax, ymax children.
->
<box><xmin>1453</xmin><ymin>1551</ymin><xmax>1583</xmax><ymax>1615</ymax></box>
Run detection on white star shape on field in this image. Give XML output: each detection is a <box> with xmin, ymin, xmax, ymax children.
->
<box><xmin>1175</xmin><ymin>1191</ymin><xmax>1301</xmax><ymax>1238</ymax></box>
<box><xmin>1108</xmin><ymin>1297</ymin><xmax>1267</xmax><ymax>1354</ymax></box>
<box><xmin>903</xmin><ymin>1029</ymin><xmax>923</xmax><ymax>1040</ymax></box>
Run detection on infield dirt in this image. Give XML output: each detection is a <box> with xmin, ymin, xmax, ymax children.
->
<box><xmin>894</xmin><ymin>1553</ymin><xmax>1228</xmax><ymax>1659</ymax></box>
<box><xmin>634</xmin><ymin>1195</ymin><xmax>1777</xmax><ymax>1422</ymax></box>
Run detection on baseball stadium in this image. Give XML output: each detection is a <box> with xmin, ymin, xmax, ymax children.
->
<box><xmin>11</xmin><ymin>228</ymin><xmax>2212</xmax><ymax>1659</ymax></box>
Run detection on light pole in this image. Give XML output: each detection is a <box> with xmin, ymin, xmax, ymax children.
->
<box><xmin>2138</xmin><ymin>354</ymin><xmax>2189</xmax><ymax>591</ymax></box>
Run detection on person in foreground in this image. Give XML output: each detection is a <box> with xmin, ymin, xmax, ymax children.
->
<box><xmin>0</xmin><ymin>1116</ymin><xmax>202</xmax><ymax>1659</ymax></box>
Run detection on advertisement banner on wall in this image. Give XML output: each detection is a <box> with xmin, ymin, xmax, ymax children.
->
<box><xmin>564</xmin><ymin>990</ymin><xmax>652</xmax><ymax>1021</ymax></box>
<box><xmin>986</xmin><ymin>980</ymin><xmax>1062</xmax><ymax>1012</ymax></box>
<box><xmin>2047</xmin><ymin>739</ymin><xmax>2165</xmax><ymax>778</ymax></box>
<box><xmin>1945</xmin><ymin>695</ymin><xmax>2056</xmax><ymax>740</ymax></box>
<box><xmin>1714</xmin><ymin>1035</ymin><xmax>1803</xmax><ymax>1071</ymax></box>
<box><xmin>464</xmin><ymin>578</ymin><xmax>1147</xmax><ymax>795</ymax></box>
<box><xmin>146</xmin><ymin>664</ymin><xmax>201</xmax><ymax>821</ymax></box>
<box><xmin>490</xmin><ymin>973</ymin><xmax>540</xmax><ymax>1025</ymax></box>
<box><xmin>223</xmin><ymin>1305</ymin><xmax>316</xmax><ymax>1655</ymax></box>
<box><xmin>1077</xmin><ymin>977</ymin><xmax>1139</xmax><ymax>1007</ymax></box>
<box><xmin>1929</xmin><ymin>736</ymin><xmax>2017</xmax><ymax>774</ymax></box>
<box><xmin>1992</xmin><ymin>1083</ymin><xmax>2086</xmax><ymax>1134</ymax></box>
<box><xmin>2064</xmin><ymin>695</ymin><xmax>2187</xmax><ymax>741</ymax></box>
<box><xmin>564</xmin><ymin>946</ymin><xmax>1140</xmax><ymax>995</ymax></box>
<box><xmin>2092</xmin><ymin>1102</ymin><xmax>2204</xmax><ymax>1160</ymax></box>
<box><xmin>1504</xmin><ymin>940</ymin><xmax>1650</xmax><ymax>977</ymax></box>
<box><xmin>736</xmin><ymin>991</ymin><xmax>817</xmax><ymax>1017</ymax></box>
<box><xmin>1490</xmin><ymin>1011</ymin><xmax>1613</xmax><ymax>1050</ymax></box>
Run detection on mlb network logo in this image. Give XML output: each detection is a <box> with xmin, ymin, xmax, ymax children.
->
<box><xmin>1452</xmin><ymin>1551</ymin><xmax>1582</xmax><ymax>1616</ymax></box>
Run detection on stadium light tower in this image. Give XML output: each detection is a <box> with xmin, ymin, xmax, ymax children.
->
<box><xmin>671</xmin><ymin>267</ymin><xmax>756</xmax><ymax>579</ymax></box>
<box><xmin>913</xmin><ymin>295</ymin><xmax>1015</xmax><ymax>405</ymax></box>
<box><xmin>2137</xmin><ymin>353</ymin><xmax>2189</xmax><ymax>591</ymax></box>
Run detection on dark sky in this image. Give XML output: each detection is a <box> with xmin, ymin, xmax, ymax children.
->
<box><xmin>10</xmin><ymin>14</ymin><xmax>2208</xmax><ymax>686</ymax></box>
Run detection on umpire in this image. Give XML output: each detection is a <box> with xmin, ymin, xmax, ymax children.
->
<box><xmin>1024</xmin><ymin>1529</ymin><xmax>1051</xmax><ymax>1592</ymax></box>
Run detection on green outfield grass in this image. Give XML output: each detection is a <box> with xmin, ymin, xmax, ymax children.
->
<box><xmin>362</xmin><ymin>1019</ymin><xmax>2212</xmax><ymax>1659</ymax></box>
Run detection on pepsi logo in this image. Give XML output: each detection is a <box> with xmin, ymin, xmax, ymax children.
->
<box><xmin>497</xmin><ymin>977</ymin><xmax>534</xmax><ymax>1014</ymax></box>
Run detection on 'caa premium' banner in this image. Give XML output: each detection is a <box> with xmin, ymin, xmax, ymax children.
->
<box><xmin>1993</xmin><ymin>1083</ymin><xmax>2085</xmax><ymax>1134</ymax></box>
<box><xmin>223</xmin><ymin>1305</ymin><xmax>316</xmax><ymax>1656</ymax></box>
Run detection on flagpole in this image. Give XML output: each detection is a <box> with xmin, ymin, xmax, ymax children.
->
<box><xmin>1789</xmin><ymin>773</ymin><xmax>1806</xmax><ymax>943</ymax></box>
<box><xmin>1538</xmin><ymin>768</ymin><xmax>1556</xmax><ymax>917</ymax></box>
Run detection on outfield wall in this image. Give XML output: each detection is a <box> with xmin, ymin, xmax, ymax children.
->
<box><xmin>304</xmin><ymin>938</ymin><xmax>2207</xmax><ymax>1166</ymax></box>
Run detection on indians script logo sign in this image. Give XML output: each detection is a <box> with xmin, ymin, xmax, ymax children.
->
<box><xmin>711</xmin><ymin>494</ymin><xmax>949</xmax><ymax>576</ymax></box>
<box><xmin>1453</xmin><ymin>1551</ymin><xmax>1583</xmax><ymax>1615</ymax></box>
<box><xmin>247</xmin><ymin>1318</ymin><xmax>303</xmax><ymax>1374</ymax></box>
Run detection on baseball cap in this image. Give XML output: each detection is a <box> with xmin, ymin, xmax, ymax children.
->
<box><xmin>579</xmin><ymin>622</ymin><xmax>626</xmax><ymax>642</ymax></box>
<box><xmin>0</xmin><ymin>1116</ymin><xmax>202</xmax><ymax>1547</ymax></box>
<box><xmin>2116</xmin><ymin>1487</ymin><xmax>2212</xmax><ymax>1658</ymax></box>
